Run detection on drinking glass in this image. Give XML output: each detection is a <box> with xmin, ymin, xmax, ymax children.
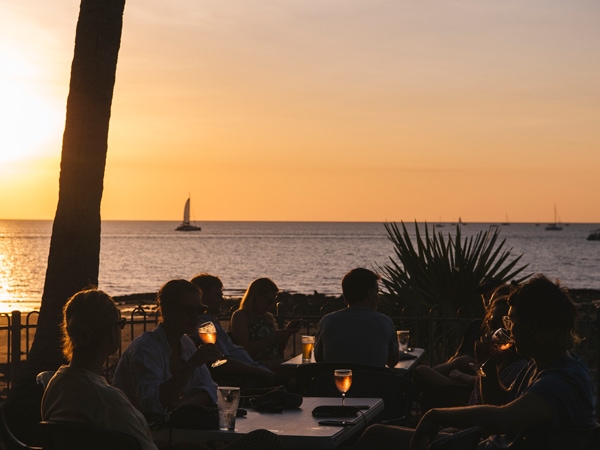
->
<box><xmin>469</xmin><ymin>328</ymin><xmax>514</xmax><ymax>377</ymax></box>
<box><xmin>334</xmin><ymin>369</ymin><xmax>352</xmax><ymax>406</ymax></box>
<box><xmin>198</xmin><ymin>321</ymin><xmax>227</xmax><ymax>367</ymax></box>
<box><xmin>397</xmin><ymin>330</ymin><xmax>410</xmax><ymax>353</ymax></box>
<box><xmin>217</xmin><ymin>386</ymin><xmax>241</xmax><ymax>430</ymax></box>
<box><xmin>301</xmin><ymin>335</ymin><xmax>315</xmax><ymax>363</ymax></box>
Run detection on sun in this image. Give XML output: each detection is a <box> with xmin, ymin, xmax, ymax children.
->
<box><xmin>0</xmin><ymin>48</ymin><xmax>64</xmax><ymax>164</ymax></box>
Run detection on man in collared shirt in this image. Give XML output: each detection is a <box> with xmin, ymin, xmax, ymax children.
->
<box><xmin>113</xmin><ymin>279</ymin><xmax>220</xmax><ymax>418</ymax></box>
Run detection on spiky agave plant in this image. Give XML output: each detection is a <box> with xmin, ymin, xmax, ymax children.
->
<box><xmin>378</xmin><ymin>221</ymin><xmax>530</xmax><ymax>317</ymax></box>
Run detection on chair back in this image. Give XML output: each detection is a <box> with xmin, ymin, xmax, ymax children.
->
<box><xmin>38</xmin><ymin>421</ymin><xmax>142</xmax><ymax>450</ymax></box>
<box><xmin>513</xmin><ymin>423</ymin><xmax>600</xmax><ymax>450</ymax></box>
<box><xmin>0</xmin><ymin>403</ymin><xmax>41</xmax><ymax>450</ymax></box>
<box><xmin>428</xmin><ymin>427</ymin><xmax>481</xmax><ymax>450</ymax></box>
<box><xmin>298</xmin><ymin>363</ymin><xmax>414</xmax><ymax>421</ymax></box>
<box><xmin>36</xmin><ymin>371</ymin><xmax>56</xmax><ymax>393</ymax></box>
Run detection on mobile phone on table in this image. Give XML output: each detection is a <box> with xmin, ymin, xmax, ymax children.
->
<box><xmin>318</xmin><ymin>420</ymin><xmax>356</xmax><ymax>427</ymax></box>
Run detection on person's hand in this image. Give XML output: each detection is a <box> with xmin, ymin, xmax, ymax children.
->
<box><xmin>449</xmin><ymin>355</ymin><xmax>478</xmax><ymax>373</ymax></box>
<box><xmin>410</xmin><ymin>410</ymin><xmax>440</xmax><ymax>450</ymax></box>
<box><xmin>189</xmin><ymin>343</ymin><xmax>224</xmax><ymax>367</ymax></box>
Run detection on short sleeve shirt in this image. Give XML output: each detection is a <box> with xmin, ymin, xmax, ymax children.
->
<box><xmin>314</xmin><ymin>306</ymin><xmax>399</xmax><ymax>367</ymax></box>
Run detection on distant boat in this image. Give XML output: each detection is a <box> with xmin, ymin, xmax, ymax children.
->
<box><xmin>435</xmin><ymin>217</ymin><xmax>445</xmax><ymax>228</ymax></box>
<box><xmin>175</xmin><ymin>197</ymin><xmax>201</xmax><ymax>232</ymax></box>
<box><xmin>545</xmin><ymin>205</ymin><xmax>562</xmax><ymax>231</ymax></box>
<box><xmin>501</xmin><ymin>214</ymin><xmax>510</xmax><ymax>226</ymax></box>
<box><xmin>587</xmin><ymin>229</ymin><xmax>600</xmax><ymax>241</ymax></box>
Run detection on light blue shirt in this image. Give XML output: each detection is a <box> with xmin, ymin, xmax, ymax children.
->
<box><xmin>200</xmin><ymin>313</ymin><xmax>268</xmax><ymax>369</ymax></box>
<box><xmin>113</xmin><ymin>324</ymin><xmax>217</xmax><ymax>416</ymax></box>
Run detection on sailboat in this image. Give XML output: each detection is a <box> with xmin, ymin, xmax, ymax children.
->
<box><xmin>545</xmin><ymin>205</ymin><xmax>562</xmax><ymax>231</ymax></box>
<box><xmin>175</xmin><ymin>197</ymin><xmax>201</xmax><ymax>231</ymax></box>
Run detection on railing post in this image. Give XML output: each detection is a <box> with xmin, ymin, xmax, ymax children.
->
<box><xmin>10</xmin><ymin>310</ymin><xmax>22</xmax><ymax>388</ymax></box>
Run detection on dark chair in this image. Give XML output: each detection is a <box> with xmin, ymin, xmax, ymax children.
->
<box><xmin>38</xmin><ymin>421</ymin><xmax>142</xmax><ymax>450</ymax></box>
<box><xmin>0</xmin><ymin>403</ymin><xmax>41</xmax><ymax>450</ymax></box>
<box><xmin>221</xmin><ymin>429</ymin><xmax>283</xmax><ymax>450</ymax></box>
<box><xmin>36</xmin><ymin>371</ymin><xmax>56</xmax><ymax>393</ymax></box>
<box><xmin>512</xmin><ymin>423</ymin><xmax>600</xmax><ymax>450</ymax></box>
<box><xmin>296</xmin><ymin>362</ymin><xmax>415</xmax><ymax>422</ymax></box>
<box><xmin>428</xmin><ymin>427</ymin><xmax>482</xmax><ymax>450</ymax></box>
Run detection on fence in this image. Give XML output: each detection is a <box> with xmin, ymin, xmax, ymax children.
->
<box><xmin>2</xmin><ymin>303</ymin><xmax>599</xmax><ymax>410</ymax></box>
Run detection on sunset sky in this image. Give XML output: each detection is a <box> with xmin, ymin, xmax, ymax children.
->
<box><xmin>1</xmin><ymin>0</ymin><xmax>599</xmax><ymax>223</ymax></box>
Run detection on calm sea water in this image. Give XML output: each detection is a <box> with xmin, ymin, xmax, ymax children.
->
<box><xmin>1</xmin><ymin>220</ymin><xmax>599</xmax><ymax>312</ymax></box>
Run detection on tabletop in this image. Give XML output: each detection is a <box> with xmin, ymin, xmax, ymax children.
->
<box><xmin>282</xmin><ymin>347</ymin><xmax>425</xmax><ymax>372</ymax></box>
<box><xmin>152</xmin><ymin>397</ymin><xmax>384</xmax><ymax>449</ymax></box>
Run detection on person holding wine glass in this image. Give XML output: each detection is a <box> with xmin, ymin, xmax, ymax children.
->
<box><xmin>352</xmin><ymin>274</ymin><xmax>596</xmax><ymax>450</ymax></box>
<box><xmin>113</xmin><ymin>279</ymin><xmax>221</xmax><ymax>418</ymax></box>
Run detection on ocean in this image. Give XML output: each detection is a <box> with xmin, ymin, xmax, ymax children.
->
<box><xmin>1</xmin><ymin>220</ymin><xmax>599</xmax><ymax>312</ymax></box>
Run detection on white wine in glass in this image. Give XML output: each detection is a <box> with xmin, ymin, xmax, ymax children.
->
<box><xmin>469</xmin><ymin>328</ymin><xmax>514</xmax><ymax>377</ymax></box>
<box><xmin>198</xmin><ymin>321</ymin><xmax>227</xmax><ymax>368</ymax></box>
<box><xmin>334</xmin><ymin>369</ymin><xmax>352</xmax><ymax>406</ymax></box>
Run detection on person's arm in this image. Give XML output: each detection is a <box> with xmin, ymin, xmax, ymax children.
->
<box><xmin>479</xmin><ymin>356</ymin><xmax>511</xmax><ymax>405</ymax></box>
<box><xmin>158</xmin><ymin>343</ymin><xmax>221</xmax><ymax>410</ymax></box>
<box><xmin>410</xmin><ymin>392</ymin><xmax>554</xmax><ymax>450</ymax></box>
<box><xmin>386</xmin><ymin>333</ymin><xmax>400</xmax><ymax>368</ymax></box>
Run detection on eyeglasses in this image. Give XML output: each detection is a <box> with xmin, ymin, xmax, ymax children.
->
<box><xmin>116</xmin><ymin>318</ymin><xmax>127</xmax><ymax>329</ymax></box>
<box><xmin>502</xmin><ymin>315</ymin><xmax>514</xmax><ymax>330</ymax></box>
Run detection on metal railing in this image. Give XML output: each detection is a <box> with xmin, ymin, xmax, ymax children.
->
<box><xmin>2</xmin><ymin>304</ymin><xmax>599</xmax><ymax>409</ymax></box>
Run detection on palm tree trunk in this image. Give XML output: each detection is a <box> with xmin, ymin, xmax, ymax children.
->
<box><xmin>6</xmin><ymin>0</ymin><xmax>125</xmax><ymax>442</ymax></box>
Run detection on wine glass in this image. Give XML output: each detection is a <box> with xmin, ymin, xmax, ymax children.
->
<box><xmin>334</xmin><ymin>369</ymin><xmax>352</xmax><ymax>406</ymax></box>
<box><xmin>197</xmin><ymin>321</ymin><xmax>227</xmax><ymax>368</ymax></box>
<box><xmin>469</xmin><ymin>328</ymin><xmax>514</xmax><ymax>377</ymax></box>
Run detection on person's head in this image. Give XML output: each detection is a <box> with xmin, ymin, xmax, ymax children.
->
<box><xmin>190</xmin><ymin>273</ymin><xmax>224</xmax><ymax>315</ymax></box>
<box><xmin>483</xmin><ymin>283</ymin><xmax>515</xmax><ymax>333</ymax></box>
<box><xmin>477</xmin><ymin>278</ymin><xmax>506</xmax><ymax>308</ymax></box>
<box><xmin>341</xmin><ymin>268</ymin><xmax>380</xmax><ymax>307</ymax></box>
<box><xmin>505</xmin><ymin>274</ymin><xmax>579</xmax><ymax>356</ymax></box>
<box><xmin>157</xmin><ymin>279</ymin><xmax>205</xmax><ymax>335</ymax></box>
<box><xmin>239</xmin><ymin>278</ymin><xmax>278</xmax><ymax>316</ymax></box>
<box><xmin>62</xmin><ymin>288</ymin><xmax>124</xmax><ymax>362</ymax></box>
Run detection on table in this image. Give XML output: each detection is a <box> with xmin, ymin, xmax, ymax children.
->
<box><xmin>152</xmin><ymin>397</ymin><xmax>384</xmax><ymax>449</ymax></box>
<box><xmin>282</xmin><ymin>347</ymin><xmax>425</xmax><ymax>373</ymax></box>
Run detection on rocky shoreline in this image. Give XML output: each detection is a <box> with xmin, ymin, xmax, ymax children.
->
<box><xmin>114</xmin><ymin>288</ymin><xmax>600</xmax><ymax>313</ymax></box>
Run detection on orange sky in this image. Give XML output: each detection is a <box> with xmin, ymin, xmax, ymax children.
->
<box><xmin>1</xmin><ymin>1</ymin><xmax>599</xmax><ymax>223</ymax></box>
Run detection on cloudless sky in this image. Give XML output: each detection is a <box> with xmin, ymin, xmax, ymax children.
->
<box><xmin>1</xmin><ymin>0</ymin><xmax>599</xmax><ymax>222</ymax></box>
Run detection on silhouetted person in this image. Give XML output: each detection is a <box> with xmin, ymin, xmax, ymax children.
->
<box><xmin>314</xmin><ymin>268</ymin><xmax>399</xmax><ymax>368</ymax></box>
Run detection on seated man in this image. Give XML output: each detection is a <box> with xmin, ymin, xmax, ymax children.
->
<box><xmin>314</xmin><ymin>268</ymin><xmax>399</xmax><ymax>368</ymax></box>
<box><xmin>353</xmin><ymin>274</ymin><xmax>597</xmax><ymax>450</ymax></box>
<box><xmin>113</xmin><ymin>279</ymin><xmax>221</xmax><ymax>419</ymax></box>
<box><xmin>190</xmin><ymin>273</ymin><xmax>277</xmax><ymax>387</ymax></box>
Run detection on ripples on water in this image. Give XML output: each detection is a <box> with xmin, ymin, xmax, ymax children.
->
<box><xmin>1</xmin><ymin>220</ymin><xmax>599</xmax><ymax>312</ymax></box>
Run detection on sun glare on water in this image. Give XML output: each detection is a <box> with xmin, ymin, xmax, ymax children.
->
<box><xmin>0</xmin><ymin>48</ymin><xmax>63</xmax><ymax>164</ymax></box>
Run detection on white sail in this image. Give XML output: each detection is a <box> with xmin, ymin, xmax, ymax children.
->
<box><xmin>175</xmin><ymin>197</ymin><xmax>201</xmax><ymax>231</ymax></box>
<box><xmin>183</xmin><ymin>198</ymin><xmax>191</xmax><ymax>224</ymax></box>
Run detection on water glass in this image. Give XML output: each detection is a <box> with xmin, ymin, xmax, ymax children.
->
<box><xmin>301</xmin><ymin>335</ymin><xmax>315</xmax><ymax>363</ymax></box>
<box><xmin>397</xmin><ymin>330</ymin><xmax>410</xmax><ymax>353</ymax></box>
<box><xmin>217</xmin><ymin>386</ymin><xmax>241</xmax><ymax>430</ymax></box>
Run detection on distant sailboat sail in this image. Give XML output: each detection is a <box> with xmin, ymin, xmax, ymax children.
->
<box><xmin>545</xmin><ymin>205</ymin><xmax>562</xmax><ymax>231</ymax></box>
<box><xmin>175</xmin><ymin>197</ymin><xmax>201</xmax><ymax>231</ymax></box>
